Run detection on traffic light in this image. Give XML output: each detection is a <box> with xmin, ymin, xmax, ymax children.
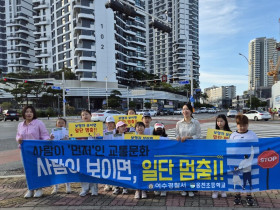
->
<box><xmin>105</xmin><ymin>0</ymin><xmax>137</xmax><ymax>18</ymax></box>
<box><xmin>149</xmin><ymin>20</ymin><xmax>171</xmax><ymax>33</ymax></box>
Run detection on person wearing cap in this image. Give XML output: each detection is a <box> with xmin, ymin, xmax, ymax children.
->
<box><xmin>152</xmin><ymin>123</ymin><xmax>169</xmax><ymax>140</ymax></box>
<box><xmin>103</xmin><ymin>116</ymin><xmax>116</xmax><ymax>192</ymax></box>
<box><xmin>175</xmin><ymin>103</ymin><xmax>201</xmax><ymax>197</ymax></box>
<box><xmin>112</xmin><ymin>121</ymin><xmax>129</xmax><ymax>195</ymax></box>
<box><xmin>103</xmin><ymin>116</ymin><xmax>116</xmax><ymax>138</ymax></box>
<box><xmin>142</xmin><ymin>112</ymin><xmax>153</xmax><ymax>135</ymax></box>
<box><xmin>153</xmin><ymin>122</ymin><xmax>169</xmax><ymax>197</ymax></box>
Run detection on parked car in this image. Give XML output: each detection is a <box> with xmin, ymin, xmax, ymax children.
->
<box><xmin>244</xmin><ymin>110</ymin><xmax>271</xmax><ymax>121</ymax></box>
<box><xmin>174</xmin><ymin>109</ymin><xmax>182</xmax><ymax>115</ymax></box>
<box><xmin>200</xmin><ymin>107</ymin><xmax>207</xmax><ymax>113</ymax></box>
<box><xmin>91</xmin><ymin>110</ymin><xmax>122</xmax><ymax>122</ymax></box>
<box><xmin>158</xmin><ymin>108</ymin><xmax>169</xmax><ymax>116</ymax></box>
<box><xmin>3</xmin><ymin>110</ymin><xmax>19</xmax><ymax>121</ymax></box>
<box><xmin>207</xmin><ymin>108</ymin><xmax>217</xmax><ymax>114</ymax></box>
<box><xmin>148</xmin><ymin>109</ymin><xmax>157</xmax><ymax>116</ymax></box>
<box><xmin>0</xmin><ymin>113</ymin><xmax>4</xmax><ymax>121</ymax></box>
<box><xmin>227</xmin><ymin>110</ymin><xmax>238</xmax><ymax>118</ymax></box>
<box><xmin>166</xmin><ymin>108</ymin><xmax>174</xmax><ymax>115</ymax></box>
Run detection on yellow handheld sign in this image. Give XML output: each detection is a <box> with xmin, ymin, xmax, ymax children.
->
<box><xmin>113</xmin><ymin>115</ymin><xmax>142</xmax><ymax>128</ymax></box>
<box><xmin>69</xmin><ymin>122</ymin><xmax>103</xmax><ymax>138</ymax></box>
<box><xmin>206</xmin><ymin>128</ymin><xmax>232</xmax><ymax>140</ymax></box>
<box><xmin>124</xmin><ymin>134</ymin><xmax>160</xmax><ymax>140</ymax></box>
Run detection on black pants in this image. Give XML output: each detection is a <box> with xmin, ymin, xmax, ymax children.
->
<box><xmin>243</xmin><ymin>172</ymin><xmax>252</xmax><ymax>189</ymax></box>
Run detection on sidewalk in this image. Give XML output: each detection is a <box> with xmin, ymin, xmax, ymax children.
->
<box><xmin>0</xmin><ymin>177</ymin><xmax>280</xmax><ymax>209</ymax></box>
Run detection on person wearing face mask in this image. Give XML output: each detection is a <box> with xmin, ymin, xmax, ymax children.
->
<box><xmin>175</xmin><ymin>103</ymin><xmax>201</xmax><ymax>197</ymax></box>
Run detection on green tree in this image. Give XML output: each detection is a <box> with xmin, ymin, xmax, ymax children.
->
<box><xmin>1</xmin><ymin>102</ymin><xmax>12</xmax><ymax>110</ymax></box>
<box><xmin>108</xmin><ymin>90</ymin><xmax>122</xmax><ymax>109</ymax></box>
<box><xmin>129</xmin><ymin>101</ymin><xmax>136</xmax><ymax>108</ymax></box>
<box><xmin>144</xmin><ymin>102</ymin><xmax>151</xmax><ymax>109</ymax></box>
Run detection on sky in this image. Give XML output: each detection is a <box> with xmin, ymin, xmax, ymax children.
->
<box><xmin>199</xmin><ymin>0</ymin><xmax>280</xmax><ymax>95</ymax></box>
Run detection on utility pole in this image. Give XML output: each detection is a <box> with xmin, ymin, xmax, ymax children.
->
<box><xmin>127</xmin><ymin>86</ymin><xmax>129</xmax><ymax>108</ymax></box>
<box><xmin>88</xmin><ymin>88</ymin><xmax>90</xmax><ymax>110</ymax></box>
<box><xmin>62</xmin><ymin>72</ymin><xmax>66</xmax><ymax>117</ymax></box>
<box><xmin>106</xmin><ymin>76</ymin><xmax>108</xmax><ymax>108</ymax></box>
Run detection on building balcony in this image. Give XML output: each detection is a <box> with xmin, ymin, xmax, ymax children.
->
<box><xmin>35</xmin><ymin>35</ymin><xmax>51</xmax><ymax>41</ymax></box>
<box><xmin>34</xmin><ymin>18</ymin><xmax>50</xmax><ymax>26</ymax></box>
<box><xmin>80</xmin><ymin>77</ymin><xmax>97</xmax><ymax>82</ymax></box>
<box><xmin>35</xmin><ymin>51</ymin><xmax>51</xmax><ymax>57</ymax></box>
<box><xmin>77</xmin><ymin>13</ymin><xmax>95</xmax><ymax>20</ymax></box>
<box><xmin>79</xmin><ymin>56</ymin><xmax>96</xmax><ymax>62</ymax></box>
<box><xmin>6</xmin><ymin>21</ymin><xmax>21</xmax><ymax>27</ymax></box>
<box><xmin>33</xmin><ymin>2</ymin><xmax>49</xmax><ymax>10</ymax></box>
<box><xmin>75</xmin><ymin>67</ymin><xmax>96</xmax><ymax>74</ymax></box>
<box><xmin>78</xmin><ymin>34</ymin><xmax>95</xmax><ymax>41</ymax></box>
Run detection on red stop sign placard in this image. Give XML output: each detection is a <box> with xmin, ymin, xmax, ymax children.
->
<box><xmin>258</xmin><ymin>150</ymin><xmax>279</xmax><ymax>169</ymax></box>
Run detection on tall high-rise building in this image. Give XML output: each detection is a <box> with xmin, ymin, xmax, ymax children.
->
<box><xmin>248</xmin><ymin>37</ymin><xmax>278</xmax><ymax>90</ymax></box>
<box><xmin>4</xmin><ymin>0</ymin><xmax>199</xmax><ymax>86</ymax></box>
<box><xmin>147</xmin><ymin>0</ymin><xmax>199</xmax><ymax>84</ymax></box>
<box><xmin>5</xmin><ymin>0</ymin><xmax>36</xmax><ymax>73</ymax></box>
<box><xmin>0</xmin><ymin>0</ymin><xmax>7</xmax><ymax>73</ymax></box>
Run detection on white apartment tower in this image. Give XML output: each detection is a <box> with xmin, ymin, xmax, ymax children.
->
<box><xmin>0</xmin><ymin>0</ymin><xmax>7</xmax><ymax>72</ymax></box>
<box><xmin>30</xmin><ymin>0</ymin><xmax>145</xmax><ymax>83</ymax></box>
<box><xmin>147</xmin><ymin>0</ymin><xmax>199</xmax><ymax>84</ymax></box>
<box><xmin>248</xmin><ymin>37</ymin><xmax>277</xmax><ymax>90</ymax></box>
<box><xmin>5</xmin><ymin>0</ymin><xmax>36</xmax><ymax>72</ymax></box>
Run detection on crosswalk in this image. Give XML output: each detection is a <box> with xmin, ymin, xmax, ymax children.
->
<box><xmin>166</xmin><ymin>122</ymin><xmax>280</xmax><ymax>139</ymax></box>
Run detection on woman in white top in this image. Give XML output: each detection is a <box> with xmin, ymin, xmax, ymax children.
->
<box><xmin>175</xmin><ymin>103</ymin><xmax>201</xmax><ymax>197</ymax></box>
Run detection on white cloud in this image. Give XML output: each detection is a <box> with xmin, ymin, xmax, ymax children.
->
<box><xmin>200</xmin><ymin>0</ymin><xmax>241</xmax><ymax>36</ymax></box>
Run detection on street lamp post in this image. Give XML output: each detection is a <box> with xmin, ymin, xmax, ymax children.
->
<box><xmin>239</xmin><ymin>53</ymin><xmax>252</xmax><ymax>109</ymax></box>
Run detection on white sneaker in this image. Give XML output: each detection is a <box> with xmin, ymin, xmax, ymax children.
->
<box><xmin>154</xmin><ymin>191</ymin><xmax>160</xmax><ymax>196</ymax></box>
<box><xmin>212</xmin><ymin>192</ymin><xmax>218</xmax><ymax>199</ymax></box>
<box><xmin>91</xmin><ymin>184</ymin><xmax>98</xmax><ymax>196</ymax></box>
<box><xmin>113</xmin><ymin>187</ymin><xmax>120</xmax><ymax>195</ymax></box>
<box><xmin>24</xmin><ymin>190</ymin><xmax>34</xmax><ymax>198</ymax></box>
<box><xmin>160</xmin><ymin>191</ymin><xmax>167</xmax><ymax>197</ymax></box>
<box><xmin>104</xmin><ymin>185</ymin><xmax>111</xmax><ymax>192</ymax></box>
<box><xmin>33</xmin><ymin>189</ymin><xmax>43</xmax><ymax>198</ymax></box>
<box><xmin>134</xmin><ymin>190</ymin><xmax>140</xmax><ymax>199</ymax></box>
<box><xmin>180</xmin><ymin>191</ymin><xmax>187</xmax><ymax>196</ymax></box>
<box><xmin>221</xmin><ymin>192</ymin><xmax>227</xmax><ymax>198</ymax></box>
<box><xmin>122</xmin><ymin>188</ymin><xmax>128</xmax><ymax>194</ymax></box>
<box><xmin>66</xmin><ymin>184</ymin><xmax>71</xmax><ymax>194</ymax></box>
<box><xmin>51</xmin><ymin>186</ymin><xmax>58</xmax><ymax>195</ymax></box>
<box><xmin>141</xmin><ymin>190</ymin><xmax>147</xmax><ymax>199</ymax></box>
<box><xmin>188</xmin><ymin>191</ymin><xmax>194</xmax><ymax>197</ymax></box>
<box><xmin>79</xmin><ymin>190</ymin><xmax>88</xmax><ymax>197</ymax></box>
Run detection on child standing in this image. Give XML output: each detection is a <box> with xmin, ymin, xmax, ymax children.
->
<box><xmin>50</xmin><ymin>118</ymin><xmax>71</xmax><ymax>194</ymax></box>
<box><xmin>79</xmin><ymin>110</ymin><xmax>99</xmax><ymax>196</ymax></box>
<box><xmin>230</xmin><ymin>114</ymin><xmax>257</xmax><ymax>206</ymax></box>
<box><xmin>112</xmin><ymin>121</ymin><xmax>129</xmax><ymax>195</ymax></box>
<box><xmin>134</xmin><ymin>122</ymin><xmax>147</xmax><ymax>199</ymax></box>
<box><xmin>153</xmin><ymin>123</ymin><xmax>169</xmax><ymax>196</ymax></box>
<box><xmin>142</xmin><ymin>112</ymin><xmax>153</xmax><ymax>135</ymax></box>
<box><xmin>212</xmin><ymin>114</ymin><xmax>231</xmax><ymax>199</ymax></box>
<box><xmin>103</xmin><ymin>116</ymin><xmax>116</xmax><ymax>192</ymax></box>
